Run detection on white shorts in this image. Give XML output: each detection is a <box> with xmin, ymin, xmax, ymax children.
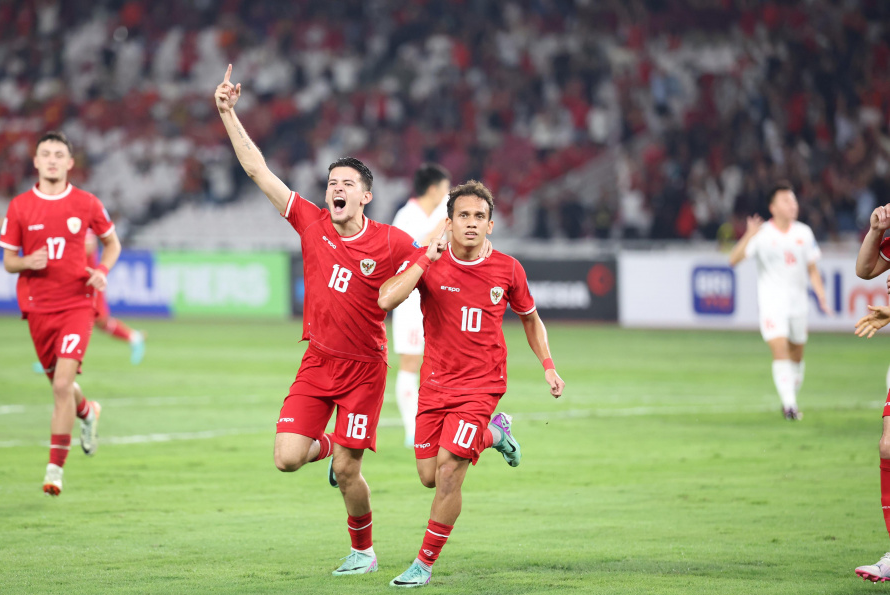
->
<box><xmin>759</xmin><ymin>311</ymin><xmax>808</xmax><ymax>344</ymax></box>
<box><xmin>392</xmin><ymin>290</ymin><xmax>425</xmax><ymax>355</ymax></box>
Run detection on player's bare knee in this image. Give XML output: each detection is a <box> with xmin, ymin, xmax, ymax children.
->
<box><xmin>273</xmin><ymin>450</ymin><xmax>305</xmax><ymax>472</ymax></box>
<box><xmin>332</xmin><ymin>459</ymin><xmax>359</xmax><ymax>483</ymax></box>
<box><xmin>879</xmin><ymin>435</ymin><xmax>890</xmax><ymax>459</ymax></box>
<box><xmin>419</xmin><ymin>474</ymin><xmax>436</xmax><ymax>489</ymax></box>
<box><xmin>435</xmin><ymin>462</ymin><xmax>461</xmax><ymax>490</ymax></box>
<box><xmin>51</xmin><ymin>377</ymin><xmax>74</xmax><ymax>400</ymax></box>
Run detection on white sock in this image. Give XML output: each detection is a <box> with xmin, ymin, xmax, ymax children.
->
<box><xmin>772</xmin><ymin>360</ymin><xmax>797</xmax><ymax>409</ymax></box>
<box><xmin>395</xmin><ymin>371</ymin><xmax>419</xmax><ymax>439</ymax></box>
<box><xmin>130</xmin><ymin>330</ymin><xmax>144</xmax><ymax>345</ymax></box>
<box><xmin>415</xmin><ymin>558</ymin><xmax>431</xmax><ymax>572</ymax></box>
<box><xmin>792</xmin><ymin>360</ymin><xmax>805</xmax><ymax>396</ymax></box>
<box><xmin>355</xmin><ymin>546</ymin><xmax>375</xmax><ymax>556</ymax></box>
<box><xmin>488</xmin><ymin>424</ymin><xmax>502</xmax><ymax>447</ymax></box>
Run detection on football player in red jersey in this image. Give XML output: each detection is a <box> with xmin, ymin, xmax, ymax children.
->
<box><xmin>378</xmin><ymin>180</ymin><xmax>565</xmax><ymax>588</ymax></box>
<box><xmin>1</xmin><ymin>131</ymin><xmax>121</xmax><ymax>496</ymax></box>
<box><xmin>853</xmin><ymin>202</ymin><xmax>890</xmax><ymax>582</ymax></box>
<box><xmin>29</xmin><ymin>229</ymin><xmax>145</xmax><ymax>372</ymax></box>
<box><xmin>216</xmin><ymin>65</ymin><xmax>433</xmax><ymax>576</ymax></box>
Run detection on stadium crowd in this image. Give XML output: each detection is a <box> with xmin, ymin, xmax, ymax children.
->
<box><xmin>0</xmin><ymin>0</ymin><xmax>888</xmax><ymax>242</ymax></box>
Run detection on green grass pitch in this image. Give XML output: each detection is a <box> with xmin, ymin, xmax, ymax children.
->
<box><xmin>1</xmin><ymin>316</ymin><xmax>889</xmax><ymax>594</ymax></box>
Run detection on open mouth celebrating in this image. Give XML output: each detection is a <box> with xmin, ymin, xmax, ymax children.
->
<box><xmin>332</xmin><ymin>196</ymin><xmax>347</xmax><ymax>214</ymax></box>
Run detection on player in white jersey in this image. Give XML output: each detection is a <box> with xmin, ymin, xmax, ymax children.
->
<box><xmin>390</xmin><ymin>164</ymin><xmax>451</xmax><ymax>447</ymax></box>
<box><xmin>729</xmin><ymin>182</ymin><xmax>829</xmax><ymax>420</ymax></box>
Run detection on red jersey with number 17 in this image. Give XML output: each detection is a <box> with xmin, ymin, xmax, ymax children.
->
<box><xmin>283</xmin><ymin>191</ymin><xmax>424</xmax><ymax>363</ymax></box>
<box><xmin>416</xmin><ymin>245</ymin><xmax>536</xmax><ymax>393</ymax></box>
<box><xmin>0</xmin><ymin>184</ymin><xmax>114</xmax><ymax>315</ymax></box>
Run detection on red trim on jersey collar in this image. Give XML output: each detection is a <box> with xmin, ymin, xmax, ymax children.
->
<box><xmin>447</xmin><ymin>243</ymin><xmax>485</xmax><ymax>266</ymax></box>
<box><xmin>33</xmin><ymin>183</ymin><xmax>73</xmax><ymax>200</ymax></box>
<box><xmin>341</xmin><ymin>216</ymin><xmax>369</xmax><ymax>242</ymax></box>
<box><xmin>768</xmin><ymin>219</ymin><xmax>793</xmax><ymax>234</ymax></box>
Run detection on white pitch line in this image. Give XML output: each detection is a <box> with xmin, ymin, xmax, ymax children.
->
<box><xmin>0</xmin><ymin>394</ymin><xmax>271</xmax><ymax>414</ymax></box>
<box><xmin>0</xmin><ymin>401</ymin><xmax>882</xmax><ymax>449</ymax></box>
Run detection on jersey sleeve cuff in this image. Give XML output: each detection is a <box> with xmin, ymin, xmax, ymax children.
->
<box><xmin>881</xmin><ymin>250</ymin><xmax>890</xmax><ymax>262</ymax></box>
<box><xmin>284</xmin><ymin>192</ymin><xmax>296</xmax><ymax>218</ymax></box>
<box><xmin>512</xmin><ymin>305</ymin><xmax>537</xmax><ymax>315</ymax></box>
<box><xmin>0</xmin><ymin>240</ymin><xmax>20</xmax><ymax>251</ymax></box>
<box><xmin>98</xmin><ymin>224</ymin><xmax>116</xmax><ymax>238</ymax></box>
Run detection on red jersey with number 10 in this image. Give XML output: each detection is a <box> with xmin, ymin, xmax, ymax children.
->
<box><xmin>416</xmin><ymin>245</ymin><xmax>536</xmax><ymax>393</ymax></box>
<box><xmin>283</xmin><ymin>191</ymin><xmax>424</xmax><ymax>363</ymax></box>
<box><xmin>0</xmin><ymin>184</ymin><xmax>114</xmax><ymax>315</ymax></box>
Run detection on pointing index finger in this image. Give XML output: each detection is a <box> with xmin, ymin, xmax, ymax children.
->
<box><xmin>223</xmin><ymin>63</ymin><xmax>232</xmax><ymax>84</ymax></box>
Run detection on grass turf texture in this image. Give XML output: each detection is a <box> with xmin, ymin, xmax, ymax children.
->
<box><xmin>0</xmin><ymin>317</ymin><xmax>888</xmax><ymax>594</ymax></box>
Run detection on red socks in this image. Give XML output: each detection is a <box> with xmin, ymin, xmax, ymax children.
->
<box><xmin>75</xmin><ymin>399</ymin><xmax>91</xmax><ymax>420</ymax></box>
<box><xmin>417</xmin><ymin>519</ymin><xmax>453</xmax><ymax>567</ymax></box>
<box><xmin>49</xmin><ymin>434</ymin><xmax>71</xmax><ymax>467</ymax></box>
<box><xmin>482</xmin><ymin>428</ymin><xmax>495</xmax><ymax>450</ymax></box>
<box><xmin>881</xmin><ymin>459</ymin><xmax>890</xmax><ymax>538</ymax></box>
<box><xmin>312</xmin><ymin>433</ymin><xmax>335</xmax><ymax>462</ymax></box>
<box><xmin>348</xmin><ymin>512</ymin><xmax>373</xmax><ymax>550</ymax></box>
<box><xmin>104</xmin><ymin>317</ymin><xmax>133</xmax><ymax>341</ymax></box>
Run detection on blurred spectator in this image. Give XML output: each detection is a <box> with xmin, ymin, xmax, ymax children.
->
<box><xmin>0</xmin><ymin>0</ymin><xmax>888</xmax><ymax>244</ymax></box>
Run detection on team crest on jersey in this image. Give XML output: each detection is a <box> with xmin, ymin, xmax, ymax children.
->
<box><xmin>490</xmin><ymin>286</ymin><xmax>504</xmax><ymax>305</ymax></box>
<box><xmin>66</xmin><ymin>217</ymin><xmax>81</xmax><ymax>234</ymax></box>
<box><xmin>360</xmin><ymin>259</ymin><xmax>377</xmax><ymax>276</ymax></box>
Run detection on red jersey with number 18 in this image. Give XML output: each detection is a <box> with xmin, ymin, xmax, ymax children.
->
<box><xmin>878</xmin><ymin>237</ymin><xmax>890</xmax><ymax>261</ymax></box>
<box><xmin>416</xmin><ymin>244</ymin><xmax>536</xmax><ymax>394</ymax></box>
<box><xmin>283</xmin><ymin>191</ymin><xmax>424</xmax><ymax>363</ymax></box>
<box><xmin>0</xmin><ymin>184</ymin><xmax>114</xmax><ymax>315</ymax></box>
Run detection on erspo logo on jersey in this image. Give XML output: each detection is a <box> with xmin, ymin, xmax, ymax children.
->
<box><xmin>692</xmin><ymin>266</ymin><xmax>735</xmax><ymax>315</ymax></box>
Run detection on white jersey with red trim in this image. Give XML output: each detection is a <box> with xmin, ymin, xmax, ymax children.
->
<box><xmin>416</xmin><ymin>245</ymin><xmax>536</xmax><ymax>394</ymax></box>
<box><xmin>390</xmin><ymin>196</ymin><xmax>448</xmax><ymax>353</ymax></box>
<box><xmin>744</xmin><ymin>220</ymin><xmax>821</xmax><ymax>317</ymax></box>
<box><xmin>391</xmin><ymin>196</ymin><xmax>448</xmax><ymax>243</ymax></box>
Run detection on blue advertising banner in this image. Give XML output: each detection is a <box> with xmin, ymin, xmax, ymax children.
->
<box><xmin>104</xmin><ymin>250</ymin><xmax>171</xmax><ymax>317</ymax></box>
<box><xmin>0</xmin><ymin>266</ymin><xmax>17</xmax><ymax>314</ymax></box>
<box><xmin>0</xmin><ymin>250</ymin><xmax>172</xmax><ymax>317</ymax></box>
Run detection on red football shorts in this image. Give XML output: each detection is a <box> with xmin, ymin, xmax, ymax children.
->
<box><xmin>414</xmin><ymin>387</ymin><xmax>501</xmax><ymax>465</ymax></box>
<box><xmin>27</xmin><ymin>307</ymin><xmax>95</xmax><ymax>378</ymax></box>
<box><xmin>276</xmin><ymin>345</ymin><xmax>387</xmax><ymax>452</ymax></box>
<box><xmin>883</xmin><ymin>388</ymin><xmax>890</xmax><ymax>417</ymax></box>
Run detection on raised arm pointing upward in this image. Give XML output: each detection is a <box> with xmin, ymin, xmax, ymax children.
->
<box><xmin>214</xmin><ymin>64</ymin><xmax>291</xmax><ymax>215</ymax></box>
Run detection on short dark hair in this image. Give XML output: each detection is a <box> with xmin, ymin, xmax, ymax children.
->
<box><xmin>769</xmin><ymin>180</ymin><xmax>795</xmax><ymax>204</ymax></box>
<box><xmin>328</xmin><ymin>157</ymin><xmax>373</xmax><ymax>191</ymax></box>
<box><xmin>36</xmin><ymin>131</ymin><xmax>74</xmax><ymax>157</ymax></box>
<box><xmin>413</xmin><ymin>163</ymin><xmax>451</xmax><ymax>197</ymax></box>
<box><xmin>447</xmin><ymin>180</ymin><xmax>495</xmax><ymax>220</ymax></box>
